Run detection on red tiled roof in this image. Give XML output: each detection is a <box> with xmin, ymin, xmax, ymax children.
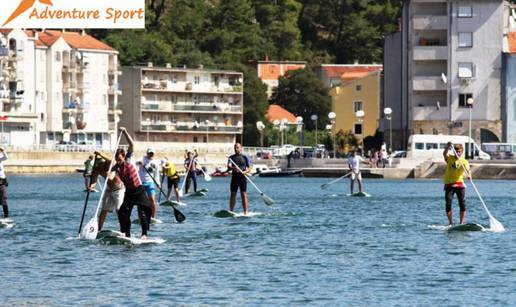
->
<box><xmin>42</xmin><ymin>30</ymin><xmax>115</xmax><ymax>51</ymax></box>
<box><xmin>321</xmin><ymin>65</ymin><xmax>382</xmax><ymax>78</ymax></box>
<box><xmin>508</xmin><ymin>32</ymin><xmax>516</xmax><ymax>53</ymax></box>
<box><xmin>265</xmin><ymin>105</ymin><xmax>297</xmax><ymax>124</ymax></box>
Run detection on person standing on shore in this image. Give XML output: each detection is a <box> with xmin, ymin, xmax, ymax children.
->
<box><xmin>443</xmin><ymin>142</ymin><xmax>471</xmax><ymax>226</ymax></box>
<box><xmin>0</xmin><ymin>148</ymin><xmax>9</xmax><ymax>219</ymax></box>
<box><xmin>83</xmin><ymin>155</ymin><xmax>95</xmax><ymax>191</ymax></box>
<box><xmin>112</xmin><ymin>127</ymin><xmax>152</xmax><ymax>239</ymax></box>
<box><xmin>228</xmin><ymin>143</ymin><xmax>252</xmax><ymax>215</ymax></box>
<box><xmin>184</xmin><ymin>151</ymin><xmax>198</xmax><ymax>194</ymax></box>
<box><xmin>162</xmin><ymin>158</ymin><xmax>181</xmax><ymax>202</ymax></box>
<box><xmin>136</xmin><ymin>148</ymin><xmax>160</xmax><ymax>219</ymax></box>
<box><xmin>348</xmin><ymin>150</ymin><xmax>363</xmax><ymax>195</ymax></box>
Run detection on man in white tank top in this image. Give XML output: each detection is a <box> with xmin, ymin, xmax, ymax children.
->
<box><xmin>347</xmin><ymin>150</ymin><xmax>363</xmax><ymax>194</ymax></box>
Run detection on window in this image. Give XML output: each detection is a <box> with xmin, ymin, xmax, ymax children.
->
<box><xmin>353</xmin><ymin>101</ymin><xmax>363</xmax><ymax>112</ymax></box>
<box><xmin>458</xmin><ymin>5</ymin><xmax>472</xmax><ymax>18</ymax></box>
<box><xmin>415</xmin><ymin>143</ymin><xmax>424</xmax><ymax>150</ymax></box>
<box><xmin>355</xmin><ymin>84</ymin><xmax>362</xmax><ymax>91</ymax></box>
<box><xmin>354</xmin><ymin>123</ymin><xmax>363</xmax><ymax>135</ymax></box>
<box><xmin>172</xmin><ymin>75</ymin><xmax>177</xmax><ymax>84</ymax></box>
<box><xmin>426</xmin><ymin>143</ymin><xmax>438</xmax><ymax>150</ymax></box>
<box><xmin>439</xmin><ymin>143</ymin><xmax>448</xmax><ymax>149</ymax></box>
<box><xmin>458</xmin><ymin>62</ymin><xmax>474</xmax><ymax>78</ymax></box>
<box><xmin>55</xmin><ymin>51</ymin><xmax>61</xmax><ymax>62</ymax></box>
<box><xmin>194</xmin><ymin>76</ymin><xmax>200</xmax><ymax>84</ymax></box>
<box><xmin>458</xmin><ymin>93</ymin><xmax>473</xmax><ymax>108</ymax></box>
<box><xmin>458</xmin><ymin>32</ymin><xmax>473</xmax><ymax>47</ymax></box>
<box><xmin>193</xmin><ymin>136</ymin><xmax>198</xmax><ymax>143</ymax></box>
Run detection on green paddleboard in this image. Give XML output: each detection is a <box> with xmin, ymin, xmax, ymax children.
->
<box><xmin>349</xmin><ymin>192</ymin><xmax>371</xmax><ymax>197</ymax></box>
<box><xmin>132</xmin><ymin>217</ymin><xmax>163</xmax><ymax>225</ymax></box>
<box><xmin>214</xmin><ymin>210</ymin><xmax>237</xmax><ymax>218</ymax></box>
<box><xmin>159</xmin><ymin>200</ymin><xmax>187</xmax><ymax>207</ymax></box>
<box><xmin>447</xmin><ymin>223</ymin><xmax>485</xmax><ymax>232</ymax></box>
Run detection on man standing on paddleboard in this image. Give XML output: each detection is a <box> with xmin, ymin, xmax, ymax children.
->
<box><xmin>184</xmin><ymin>151</ymin><xmax>198</xmax><ymax>194</ymax></box>
<box><xmin>136</xmin><ymin>148</ymin><xmax>160</xmax><ymax>219</ymax></box>
<box><xmin>162</xmin><ymin>158</ymin><xmax>181</xmax><ymax>202</ymax></box>
<box><xmin>443</xmin><ymin>142</ymin><xmax>471</xmax><ymax>226</ymax></box>
<box><xmin>0</xmin><ymin>147</ymin><xmax>9</xmax><ymax>219</ymax></box>
<box><xmin>112</xmin><ymin>127</ymin><xmax>152</xmax><ymax>239</ymax></box>
<box><xmin>348</xmin><ymin>150</ymin><xmax>363</xmax><ymax>195</ymax></box>
<box><xmin>228</xmin><ymin>143</ymin><xmax>252</xmax><ymax>215</ymax></box>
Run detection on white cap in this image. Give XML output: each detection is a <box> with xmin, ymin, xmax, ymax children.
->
<box><xmin>147</xmin><ymin>148</ymin><xmax>155</xmax><ymax>154</ymax></box>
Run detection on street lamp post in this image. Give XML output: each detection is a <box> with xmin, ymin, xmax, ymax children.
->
<box><xmin>384</xmin><ymin>107</ymin><xmax>392</xmax><ymax>151</ymax></box>
<box><xmin>296</xmin><ymin>116</ymin><xmax>304</xmax><ymax>147</ymax></box>
<box><xmin>328</xmin><ymin>112</ymin><xmax>336</xmax><ymax>158</ymax></box>
<box><xmin>310</xmin><ymin>114</ymin><xmax>318</xmax><ymax>145</ymax></box>
<box><xmin>325</xmin><ymin>124</ymin><xmax>332</xmax><ymax>158</ymax></box>
<box><xmin>273</xmin><ymin>119</ymin><xmax>280</xmax><ymax>145</ymax></box>
<box><xmin>205</xmin><ymin>119</ymin><xmax>210</xmax><ymax>144</ymax></box>
<box><xmin>355</xmin><ymin>110</ymin><xmax>365</xmax><ymax>154</ymax></box>
<box><xmin>280</xmin><ymin>118</ymin><xmax>288</xmax><ymax>146</ymax></box>
<box><xmin>256</xmin><ymin>121</ymin><xmax>265</xmax><ymax>148</ymax></box>
<box><xmin>467</xmin><ymin>97</ymin><xmax>474</xmax><ymax>159</ymax></box>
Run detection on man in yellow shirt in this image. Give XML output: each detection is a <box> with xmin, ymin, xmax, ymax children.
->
<box><xmin>443</xmin><ymin>142</ymin><xmax>471</xmax><ymax>226</ymax></box>
<box><xmin>162</xmin><ymin>158</ymin><xmax>181</xmax><ymax>203</ymax></box>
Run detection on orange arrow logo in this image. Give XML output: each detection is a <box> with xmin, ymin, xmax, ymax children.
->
<box><xmin>2</xmin><ymin>0</ymin><xmax>53</xmax><ymax>27</ymax></box>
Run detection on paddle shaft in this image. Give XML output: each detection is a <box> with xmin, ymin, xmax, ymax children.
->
<box><xmin>158</xmin><ymin>171</ymin><xmax>165</xmax><ymax>203</ymax></box>
<box><xmin>322</xmin><ymin>172</ymin><xmax>351</xmax><ymax>188</ymax></box>
<box><xmin>180</xmin><ymin>153</ymin><xmax>196</xmax><ymax>192</ymax></box>
<box><xmin>78</xmin><ymin>154</ymin><xmax>99</xmax><ymax>233</ymax></box>
<box><xmin>450</xmin><ymin>146</ymin><xmax>495</xmax><ymax>218</ymax></box>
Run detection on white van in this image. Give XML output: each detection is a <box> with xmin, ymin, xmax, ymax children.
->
<box><xmin>407</xmin><ymin>134</ymin><xmax>490</xmax><ymax>160</ymax></box>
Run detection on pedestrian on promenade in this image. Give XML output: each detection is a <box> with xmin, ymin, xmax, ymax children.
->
<box><xmin>443</xmin><ymin>142</ymin><xmax>471</xmax><ymax>226</ymax></box>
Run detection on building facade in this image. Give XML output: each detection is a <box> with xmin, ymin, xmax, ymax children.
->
<box><xmin>255</xmin><ymin>60</ymin><xmax>306</xmax><ymax>98</ymax></box>
<box><xmin>0</xmin><ymin>29</ymin><xmax>121</xmax><ymax>147</ymax></box>
<box><xmin>316</xmin><ymin>64</ymin><xmax>383</xmax><ymax>88</ymax></box>
<box><xmin>330</xmin><ymin>71</ymin><xmax>382</xmax><ymax>148</ymax></box>
<box><xmin>401</xmin><ymin>0</ymin><xmax>505</xmax><ymax>144</ymax></box>
<box><xmin>119</xmin><ymin>65</ymin><xmax>243</xmax><ymax>147</ymax></box>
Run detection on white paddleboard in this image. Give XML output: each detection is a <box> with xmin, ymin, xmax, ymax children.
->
<box><xmin>132</xmin><ymin>217</ymin><xmax>163</xmax><ymax>225</ymax></box>
<box><xmin>96</xmin><ymin>229</ymin><xmax>165</xmax><ymax>245</ymax></box>
<box><xmin>0</xmin><ymin>218</ymin><xmax>14</xmax><ymax>229</ymax></box>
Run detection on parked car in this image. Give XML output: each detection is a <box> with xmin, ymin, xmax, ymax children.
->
<box><xmin>392</xmin><ymin>150</ymin><xmax>407</xmax><ymax>158</ymax></box>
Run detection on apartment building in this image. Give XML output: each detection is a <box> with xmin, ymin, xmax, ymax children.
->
<box><xmin>0</xmin><ymin>29</ymin><xmax>121</xmax><ymax>147</ymax></box>
<box><xmin>315</xmin><ymin>64</ymin><xmax>383</xmax><ymax>88</ymax></box>
<box><xmin>254</xmin><ymin>60</ymin><xmax>306</xmax><ymax>98</ymax></box>
<box><xmin>119</xmin><ymin>65</ymin><xmax>243</xmax><ymax>147</ymax></box>
<box><xmin>400</xmin><ymin>0</ymin><xmax>504</xmax><ymax>144</ymax></box>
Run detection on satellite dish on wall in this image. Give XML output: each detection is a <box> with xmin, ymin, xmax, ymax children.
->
<box><xmin>441</xmin><ymin>73</ymin><xmax>447</xmax><ymax>84</ymax></box>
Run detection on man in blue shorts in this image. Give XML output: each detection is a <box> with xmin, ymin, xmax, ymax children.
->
<box><xmin>137</xmin><ymin>148</ymin><xmax>160</xmax><ymax>219</ymax></box>
<box><xmin>228</xmin><ymin>143</ymin><xmax>252</xmax><ymax>215</ymax></box>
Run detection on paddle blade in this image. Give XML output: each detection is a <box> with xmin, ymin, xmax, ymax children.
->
<box><xmin>177</xmin><ymin>189</ymin><xmax>183</xmax><ymax>197</ymax></box>
<box><xmin>320</xmin><ymin>183</ymin><xmax>329</xmax><ymax>190</ymax></box>
<box><xmin>80</xmin><ymin>217</ymin><xmax>98</xmax><ymax>240</ymax></box>
<box><xmin>204</xmin><ymin>174</ymin><xmax>212</xmax><ymax>182</ymax></box>
<box><xmin>489</xmin><ymin>216</ymin><xmax>505</xmax><ymax>232</ymax></box>
<box><xmin>261</xmin><ymin>193</ymin><xmax>275</xmax><ymax>207</ymax></box>
<box><xmin>173</xmin><ymin>207</ymin><xmax>186</xmax><ymax>223</ymax></box>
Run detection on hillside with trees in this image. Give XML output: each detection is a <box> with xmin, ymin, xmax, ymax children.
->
<box><xmin>90</xmin><ymin>0</ymin><xmax>401</xmax><ymax>146</ymax></box>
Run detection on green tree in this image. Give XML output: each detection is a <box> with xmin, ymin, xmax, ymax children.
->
<box><xmin>271</xmin><ymin>68</ymin><xmax>331</xmax><ymax>130</ymax></box>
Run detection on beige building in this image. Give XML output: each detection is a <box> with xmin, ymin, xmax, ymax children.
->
<box><xmin>330</xmin><ymin>70</ymin><xmax>382</xmax><ymax>147</ymax></box>
<box><xmin>119</xmin><ymin>65</ymin><xmax>243</xmax><ymax>147</ymax></box>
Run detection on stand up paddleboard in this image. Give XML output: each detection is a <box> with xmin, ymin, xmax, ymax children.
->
<box><xmin>447</xmin><ymin>223</ymin><xmax>485</xmax><ymax>232</ymax></box>
<box><xmin>214</xmin><ymin>210</ymin><xmax>238</xmax><ymax>218</ymax></box>
<box><xmin>132</xmin><ymin>217</ymin><xmax>163</xmax><ymax>225</ymax></box>
<box><xmin>0</xmin><ymin>218</ymin><xmax>14</xmax><ymax>229</ymax></box>
<box><xmin>83</xmin><ymin>189</ymin><xmax>98</xmax><ymax>193</ymax></box>
<box><xmin>96</xmin><ymin>229</ymin><xmax>165</xmax><ymax>245</ymax></box>
<box><xmin>348</xmin><ymin>192</ymin><xmax>371</xmax><ymax>197</ymax></box>
<box><xmin>159</xmin><ymin>200</ymin><xmax>187</xmax><ymax>207</ymax></box>
<box><xmin>183</xmin><ymin>188</ymin><xmax>209</xmax><ymax>197</ymax></box>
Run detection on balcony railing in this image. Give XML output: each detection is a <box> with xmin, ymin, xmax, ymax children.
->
<box><xmin>141</xmin><ymin>122</ymin><xmax>242</xmax><ymax>133</ymax></box>
<box><xmin>141</xmin><ymin>103</ymin><xmax>242</xmax><ymax>113</ymax></box>
<box><xmin>141</xmin><ymin>81</ymin><xmax>243</xmax><ymax>93</ymax></box>
<box><xmin>413</xmin><ymin>15</ymin><xmax>447</xmax><ymax>30</ymax></box>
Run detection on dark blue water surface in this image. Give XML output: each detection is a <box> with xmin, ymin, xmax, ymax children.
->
<box><xmin>1</xmin><ymin>175</ymin><xmax>515</xmax><ymax>306</ymax></box>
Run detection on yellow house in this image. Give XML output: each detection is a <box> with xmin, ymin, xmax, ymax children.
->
<box><xmin>329</xmin><ymin>70</ymin><xmax>381</xmax><ymax>148</ymax></box>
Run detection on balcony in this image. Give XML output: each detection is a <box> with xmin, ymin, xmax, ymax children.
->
<box><xmin>413</xmin><ymin>76</ymin><xmax>446</xmax><ymax>91</ymax></box>
<box><xmin>63</xmin><ymin>82</ymin><xmax>78</xmax><ymax>92</ymax></box>
<box><xmin>62</xmin><ymin>63</ymin><xmax>77</xmax><ymax>73</ymax></box>
<box><xmin>413</xmin><ymin>15</ymin><xmax>447</xmax><ymax>30</ymax></box>
<box><xmin>140</xmin><ymin>122</ymin><xmax>243</xmax><ymax>133</ymax></box>
<box><xmin>413</xmin><ymin>46</ymin><xmax>448</xmax><ymax>60</ymax></box>
<box><xmin>108</xmin><ymin>63</ymin><xmax>122</xmax><ymax>75</ymax></box>
<box><xmin>413</xmin><ymin>106</ymin><xmax>448</xmax><ymax>121</ymax></box>
<box><xmin>141</xmin><ymin>102</ymin><xmax>242</xmax><ymax>113</ymax></box>
<box><xmin>108</xmin><ymin>84</ymin><xmax>122</xmax><ymax>95</ymax></box>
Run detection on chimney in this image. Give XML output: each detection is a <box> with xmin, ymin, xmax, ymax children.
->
<box><xmin>81</xmin><ymin>29</ymin><xmax>86</xmax><ymax>36</ymax></box>
<box><xmin>147</xmin><ymin>62</ymin><xmax>153</xmax><ymax>68</ymax></box>
<box><xmin>354</xmin><ymin>60</ymin><xmax>359</xmax><ymax>65</ymax></box>
<box><xmin>166</xmin><ymin>63</ymin><xmax>172</xmax><ymax>68</ymax></box>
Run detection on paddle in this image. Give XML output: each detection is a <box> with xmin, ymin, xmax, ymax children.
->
<box><xmin>80</xmin><ymin>133</ymin><xmax>123</xmax><ymax>240</ymax></box>
<box><xmin>198</xmin><ymin>165</ymin><xmax>212</xmax><ymax>182</ymax></box>
<box><xmin>320</xmin><ymin>172</ymin><xmax>352</xmax><ymax>190</ymax></box>
<box><xmin>450</xmin><ymin>146</ymin><xmax>505</xmax><ymax>232</ymax></box>
<box><xmin>142</xmin><ymin>164</ymin><xmax>186</xmax><ymax>223</ymax></box>
<box><xmin>77</xmin><ymin>154</ymin><xmax>99</xmax><ymax>234</ymax></box>
<box><xmin>178</xmin><ymin>154</ymin><xmax>195</xmax><ymax>197</ymax></box>
<box><xmin>228</xmin><ymin>157</ymin><xmax>275</xmax><ymax>206</ymax></box>
<box><xmin>158</xmin><ymin>168</ymin><xmax>165</xmax><ymax>203</ymax></box>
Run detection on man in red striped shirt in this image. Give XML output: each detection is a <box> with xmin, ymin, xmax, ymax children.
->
<box><xmin>112</xmin><ymin>127</ymin><xmax>152</xmax><ymax>239</ymax></box>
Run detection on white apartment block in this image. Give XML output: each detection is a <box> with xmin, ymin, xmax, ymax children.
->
<box><xmin>119</xmin><ymin>65</ymin><xmax>243</xmax><ymax>148</ymax></box>
<box><xmin>401</xmin><ymin>0</ymin><xmax>505</xmax><ymax>144</ymax></box>
<box><xmin>0</xmin><ymin>29</ymin><xmax>121</xmax><ymax>147</ymax></box>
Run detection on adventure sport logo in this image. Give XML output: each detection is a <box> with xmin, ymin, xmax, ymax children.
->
<box><xmin>0</xmin><ymin>0</ymin><xmax>144</xmax><ymax>29</ymax></box>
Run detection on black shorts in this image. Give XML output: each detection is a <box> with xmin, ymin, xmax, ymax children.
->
<box><xmin>444</xmin><ymin>185</ymin><xmax>466</xmax><ymax>212</ymax></box>
<box><xmin>230</xmin><ymin>175</ymin><xmax>247</xmax><ymax>193</ymax></box>
<box><xmin>167</xmin><ymin>177</ymin><xmax>179</xmax><ymax>190</ymax></box>
<box><xmin>123</xmin><ymin>185</ymin><xmax>151</xmax><ymax>208</ymax></box>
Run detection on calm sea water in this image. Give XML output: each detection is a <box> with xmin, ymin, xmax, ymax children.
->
<box><xmin>1</xmin><ymin>175</ymin><xmax>515</xmax><ymax>306</ymax></box>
